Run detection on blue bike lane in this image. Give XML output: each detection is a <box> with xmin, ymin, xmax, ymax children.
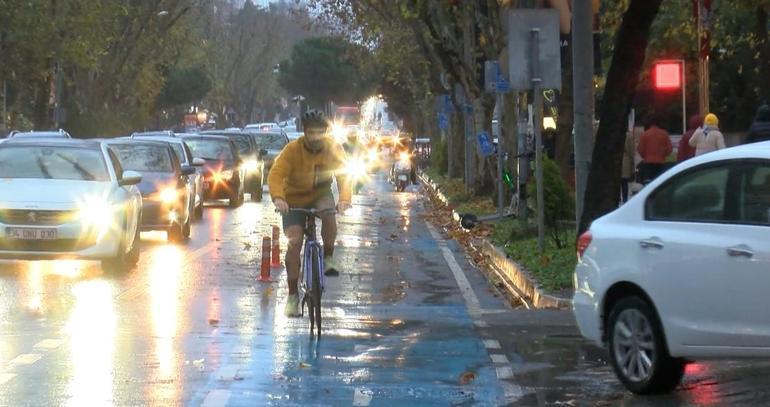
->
<box><xmin>190</xmin><ymin>176</ymin><xmax>518</xmax><ymax>406</ymax></box>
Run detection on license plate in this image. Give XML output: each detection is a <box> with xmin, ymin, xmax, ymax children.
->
<box><xmin>6</xmin><ymin>227</ymin><xmax>57</xmax><ymax>240</ymax></box>
<box><xmin>398</xmin><ymin>175</ymin><xmax>408</xmax><ymax>181</ymax></box>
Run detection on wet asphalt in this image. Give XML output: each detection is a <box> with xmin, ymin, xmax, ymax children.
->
<box><xmin>0</xmin><ymin>174</ymin><xmax>768</xmax><ymax>406</ymax></box>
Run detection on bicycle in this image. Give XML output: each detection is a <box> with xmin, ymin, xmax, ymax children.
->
<box><xmin>287</xmin><ymin>207</ymin><xmax>334</xmax><ymax>338</ymax></box>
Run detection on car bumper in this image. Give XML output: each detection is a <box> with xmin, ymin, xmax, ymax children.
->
<box><xmin>0</xmin><ymin>223</ymin><xmax>121</xmax><ymax>260</ymax></box>
<box><xmin>203</xmin><ymin>179</ymin><xmax>237</xmax><ymax>200</ymax></box>
<box><xmin>139</xmin><ymin>201</ymin><xmax>182</xmax><ymax>231</ymax></box>
<box><xmin>573</xmin><ymin>261</ymin><xmax>603</xmax><ymax>347</ymax></box>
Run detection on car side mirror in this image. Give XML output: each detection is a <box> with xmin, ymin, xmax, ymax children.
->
<box><xmin>119</xmin><ymin>170</ymin><xmax>143</xmax><ymax>186</ymax></box>
<box><xmin>181</xmin><ymin>165</ymin><xmax>196</xmax><ymax>176</ymax></box>
<box><xmin>192</xmin><ymin>157</ymin><xmax>205</xmax><ymax>167</ymax></box>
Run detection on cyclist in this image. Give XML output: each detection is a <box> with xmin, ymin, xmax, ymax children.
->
<box><xmin>268</xmin><ymin>109</ymin><xmax>352</xmax><ymax>317</ymax></box>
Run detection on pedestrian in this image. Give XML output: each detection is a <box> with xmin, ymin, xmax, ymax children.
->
<box><xmin>744</xmin><ymin>104</ymin><xmax>770</xmax><ymax>144</ymax></box>
<box><xmin>621</xmin><ymin>129</ymin><xmax>635</xmax><ymax>202</ymax></box>
<box><xmin>689</xmin><ymin>113</ymin><xmax>725</xmax><ymax>156</ymax></box>
<box><xmin>637</xmin><ymin>115</ymin><xmax>672</xmax><ymax>183</ymax></box>
<box><xmin>677</xmin><ymin>114</ymin><xmax>702</xmax><ymax>162</ymax></box>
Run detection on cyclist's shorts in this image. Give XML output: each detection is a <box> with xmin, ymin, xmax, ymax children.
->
<box><xmin>281</xmin><ymin>192</ymin><xmax>335</xmax><ymax>229</ymax></box>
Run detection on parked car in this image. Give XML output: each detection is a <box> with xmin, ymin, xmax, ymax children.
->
<box><xmin>103</xmin><ymin>139</ymin><xmax>195</xmax><ymax>242</ymax></box>
<box><xmin>244</xmin><ymin>122</ymin><xmax>281</xmax><ymax>132</ymax></box>
<box><xmin>179</xmin><ymin>134</ymin><xmax>245</xmax><ymax>207</ymax></box>
<box><xmin>130</xmin><ymin>130</ymin><xmax>175</xmax><ymax>138</ymax></box>
<box><xmin>129</xmin><ymin>134</ymin><xmax>205</xmax><ymax>220</ymax></box>
<box><xmin>8</xmin><ymin>129</ymin><xmax>72</xmax><ymax>139</ymax></box>
<box><xmin>285</xmin><ymin>131</ymin><xmax>303</xmax><ymax>142</ymax></box>
<box><xmin>246</xmin><ymin>131</ymin><xmax>289</xmax><ymax>174</ymax></box>
<box><xmin>200</xmin><ymin>130</ymin><xmax>265</xmax><ymax>202</ymax></box>
<box><xmin>0</xmin><ymin>138</ymin><xmax>142</xmax><ymax>271</ymax></box>
<box><xmin>574</xmin><ymin>142</ymin><xmax>770</xmax><ymax>394</ymax></box>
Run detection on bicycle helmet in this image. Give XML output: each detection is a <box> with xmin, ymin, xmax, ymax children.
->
<box><xmin>302</xmin><ymin>109</ymin><xmax>329</xmax><ymax>131</ymax></box>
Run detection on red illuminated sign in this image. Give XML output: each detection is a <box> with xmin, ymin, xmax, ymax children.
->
<box><xmin>654</xmin><ymin>61</ymin><xmax>682</xmax><ymax>90</ymax></box>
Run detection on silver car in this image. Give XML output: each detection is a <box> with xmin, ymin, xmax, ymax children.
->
<box><xmin>0</xmin><ymin>138</ymin><xmax>143</xmax><ymax>271</ymax></box>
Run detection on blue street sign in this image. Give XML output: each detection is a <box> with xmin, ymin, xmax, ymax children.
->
<box><xmin>477</xmin><ymin>132</ymin><xmax>494</xmax><ymax>157</ymax></box>
<box><xmin>442</xmin><ymin>95</ymin><xmax>453</xmax><ymax>113</ymax></box>
<box><xmin>438</xmin><ymin>113</ymin><xmax>449</xmax><ymax>130</ymax></box>
<box><xmin>496</xmin><ymin>77</ymin><xmax>511</xmax><ymax>93</ymax></box>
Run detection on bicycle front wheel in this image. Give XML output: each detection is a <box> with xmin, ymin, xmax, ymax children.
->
<box><xmin>311</xmin><ymin>246</ymin><xmax>322</xmax><ymax>338</ymax></box>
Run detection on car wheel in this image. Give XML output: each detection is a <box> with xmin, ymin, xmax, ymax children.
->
<box><xmin>126</xmin><ymin>226</ymin><xmax>141</xmax><ymax>265</ymax></box>
<box><xmin>182</xmin><ymin>218</ymin><xmax>191</xmax><ymax>239</ymax></box>
<box><xmin>252</xmin><ymin>182</ymin><xmax>263</xmax><ymax>202</ymax></box>
<box><xmin>167</xmin><ymin>223</ymin><xmax>184</xmax><ymax>243</ymax></box>
<box><xmin>608</xmin><ymin>296</ymin><xmax>686</xmax><ymax>394</ymax></box>
<box><xmin>102</xmin><ymin>222</ymin><xmax>135</xmax><ymax>272</ymax></box>
<box><xmin>195</xmin><ymin>201</ymin><xmax>204</xmax><ymax>220</ymax></box>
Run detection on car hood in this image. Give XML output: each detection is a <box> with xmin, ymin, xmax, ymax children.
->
<box><xmin>0</xmin><ymin>179</ymin><xmax>114</xmax><ymax>210</ymax></box>
<box><xmin>137</xmin><ymin>172</ymin><xmax>177</xmax><ymax>196</ymax></box>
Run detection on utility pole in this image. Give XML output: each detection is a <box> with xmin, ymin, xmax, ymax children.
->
<box><xmin>572</xmin><ymin>0</ymin><xmax>595</xmax><ymax>227</ymax></box>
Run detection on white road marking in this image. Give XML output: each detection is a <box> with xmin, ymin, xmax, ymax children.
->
<box><xmin>0</xmin><ymin>373</ymin><xmax>16</xmax><ymax>385</ymax></box>
<box><xmin>33</xmin><ymin>339</ymin><xmax>63</xmax><ymax>350</ymax></box>
<box><xmin>353</xmin><ymin>387</ymin><xmax>373</xmax><ymax>406</ymax></box>
<box><xmin>8</xmin><ymin>353</ymin><xmax>43</xmax><ymax>367</ymax></box>
<box><xmin>425</xmin><ymin>222</ymin><xmax>482</xmax><ymax>313</ymax></box>
<box><xmin>496</xmin><ymin>366</ymin><xmax>514</xmax><ymax>379</ymax></box>
<box><xmin>490</xmin><ymin>354</ymin><xmax>509</xmax><ymax>364</ymax></box>
<box><xmin>474</xmin><ymin>321</ymin><xmax>489</xmax><ymax>328</ymax></box>
<box><xmin>502</xmin><ymin>382</ymin><xmax>525</xmax><ymax>402</ymax></box>
<box><xmin>483</xmin><ymin>339</ymin><xmax>501</xmax><ymax>350</ymax></box>
<box><xmin>201</xmin><ymin>389</ymin><xmax>231</xmax><ymax>407</ymax></box>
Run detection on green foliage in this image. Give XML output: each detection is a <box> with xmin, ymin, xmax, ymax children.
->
<box><xmin>502</xmin><ymin>231</ymin><xmax>576</xmax><ymax>293</ymax></box>
<box><xmin>157</xmin><ymin>67</ymin><xmax>212</xmax><ymax>110</ymax></box>
<box><xmin>527</xmin><ymin>157</ymin><xmax>575</xmax><ymax>248</ymax></box>
<box><xmin>278</xmin><ymin>37</ymin><xmax>376</xmax><ymax>107</ymax></box>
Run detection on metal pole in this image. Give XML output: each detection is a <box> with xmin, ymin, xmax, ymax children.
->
<box><xmin>496</xmin><ymin>92</ymin><xmax>505</xmax><ymax>216</ymax></box>
<box><xmin>681</xmin><ymin>60</ymin><xmax>687</xmax><ymax>135</ymax></box>
<box><xmin>532</xmin><ymin>28</ymin><xmax>545</xmax><ymax>251</ymax></box>
<box><xmin>572</xmin><ymin>0</ymin><xmax>595</xmax><ymax>227</ymax></box>
<box><xmin>517</xmin><ymin>95</ymin><xmax>528</xmax><ymax>223</ymax></box>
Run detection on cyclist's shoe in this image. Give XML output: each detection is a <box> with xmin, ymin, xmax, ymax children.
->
<box><xmin>324</xmin><ymin>258</ymin><xmax>340</xmax><ymax>277</ymax></box>
<box><xmin>285</xmin><ymin>294</ymin><xmax>301</xmax><ymax>317</ymax></box>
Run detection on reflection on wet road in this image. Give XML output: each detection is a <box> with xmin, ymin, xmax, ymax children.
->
<box><xmin>0</xmin><ymin>175</ymin><xmax>769</xmax><ymax>406</ymax></box>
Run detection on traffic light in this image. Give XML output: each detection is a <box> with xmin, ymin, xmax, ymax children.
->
<box><xmin>653</xmin><ymin>61</ymin><xmax>682</xmax><ymax>90</ymax></box>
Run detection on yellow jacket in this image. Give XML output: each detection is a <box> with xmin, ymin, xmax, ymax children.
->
<box><xmin>268</xmin><ymin>137</ymin><xmax>351</xmax><ymax>207</ymax></box>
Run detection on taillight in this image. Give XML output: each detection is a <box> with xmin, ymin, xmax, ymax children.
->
<box><xmin>577</xmin><ymin>231</ymin><xmax>593</xmax><ymax>260</ymax></box>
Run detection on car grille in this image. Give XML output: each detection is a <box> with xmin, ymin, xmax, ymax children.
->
<box><xmin>0</xmin><ymin>238</ymin><xmax>93</xmax><ymax>252</ymax></box>
<box><xmin>0</xmin><ymin>210</ymin><xmax>76</xmax><ymax>226</ymax></box>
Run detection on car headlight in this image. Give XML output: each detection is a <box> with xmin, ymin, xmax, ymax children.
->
<box><xmin>159</xmin><ymin>187</ymin><xmax>178</xmax><ymax>204</ymax></box>
<box><xmin>77</xmin><ymin>196</ymin><xmax>116</xmax><ymax>242</ymax></box>
<box><xmin>344</xmin><ymin>157</ymin><xmax>368</xmax><ymax>182</ymax></box>
<box><xmin>399</xmin><ymin>152</ymin><xmax>411</xmax><ymax>164</ymax></box>
<box><xmin>212</xmin><ymin>170</ymin><xmax>234</xmax><ymax>183</ymax></box>
<box><xmin>243</xmin><ymin>160</ymin><xmax>259</xmax><ymax>172</ymax></box>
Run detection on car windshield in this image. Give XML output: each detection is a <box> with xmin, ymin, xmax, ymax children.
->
<box><xmin>185</xmin><ymin>139</ymin><xmax>234</xmax><ymax>161</ymax></box>
<box><xmin>110</xmin><ymin>144</ymin><xmax>174</xmax><ymax>173</ymax></box>
<box><xmin>252</xmin><ymin>133</ymin><xmax>287</xmax><ymax>150</ymax></box>
<box><xmin>227</xmin><ymin>136</ymin><xmax>253</xmax><ymax>155</ymax></box>
<box><xmin>0</xmin><ymin>146</ymin><xmax>109</xmax><ymax>181</ymax></box>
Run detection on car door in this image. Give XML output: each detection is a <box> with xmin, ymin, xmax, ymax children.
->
<box><xmin>640</xmin><ymin>161</ymin><xmax>736</xmax><ymax>348</ymax></box>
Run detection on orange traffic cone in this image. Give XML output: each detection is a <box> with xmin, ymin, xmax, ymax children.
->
<box><xmin>271</xmin><ymin>225</ymin><xmax>281</xmax><ymax>267</ymax></box>
<box><xmin>259</xmin><ymin>236</ymin><xmax>271</xmax><ymax>282</ymax></box>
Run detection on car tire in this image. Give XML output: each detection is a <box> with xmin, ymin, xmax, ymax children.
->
<box><xmin>182</xmin><ymin>218</ymin><xmax>191</xmax><ymax>239</ymax></box>
<box><xmin>252</xmin><ymin>182</ymin><xmax>263</xmax><ymax>202</ymax></box>
<box><xmin>194</xmin><ymin>202</ymin><xmax>204</xmax><ymax>220</ymax></box>
<box><xmin>167</xmin><ymin>223</ymin><xmax>184</xmax><ymax>243</ymax></box>
<box><xmin>102</xmin><ymin>221</ymin><xmax>137</xmax><ymax>272</ymax></box>
<box><xmin>607</xmin><ymin>296</ymin><xmax>686</xmax><ymax>394</ymax></box>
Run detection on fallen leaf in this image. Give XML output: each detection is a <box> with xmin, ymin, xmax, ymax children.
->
<box><xmin>243</xmin><ymin>242</ymin><xmax>252</xmax><ymax>250</ymax></box>
<box><xmin>208</xmin><ymin>319</ymin><xmax>219</xmax><ymax>326</ymax></box>
<box><xmin>299</xmin><ymin>362</ymin><xmax>311</xmax><ymax>368</ymax></box>
<box><xmin>387</xmin><ymin>234</ymin><xmax>398</xmax><ymax>241</ymax></box>
<box><xmin>459</xmin><ymin>371</ymin><xmax>476</xmax><ymax>385</ymax></box>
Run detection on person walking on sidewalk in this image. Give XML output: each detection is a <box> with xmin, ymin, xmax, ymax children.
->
<box><xmin>621</xmin><ymin>129</ymin><xmax>636</xmax><ymax>203</ymax></box>
<box><xmin>677</xmin><ymin>114</ymin><xmax>702</xmax><ymax>162</ymax></box>
<box><xmin>689</xmin><ymin>113</ymin><xmax>726</xmax><ymax>156</ymax></box>
<box><xmin>637</xmin><ymin>115</ymin><xmax>672</xmax><ymax>184</ymax></box>
<box><xmin>268</xmin><ymin>109</ymin><xmax>352</xmax><ymax>317</ymax></box>
<box><xmin>744</xmin><ymin>105</ymin><xmax>770</xmax><ymax>144</ymax></box>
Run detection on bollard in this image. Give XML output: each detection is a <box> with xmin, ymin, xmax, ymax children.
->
<box><xmin>271</xmin><ymin>225</ymin><xmax>281</xmax><ymax>267</ymax></box>
<box><xmin>259</xmin><ymin>236</ymin><xmax>271</xmax><ymax>282</ymax></box>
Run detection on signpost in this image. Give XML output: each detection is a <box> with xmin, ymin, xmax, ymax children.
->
<box><xmin>507</xmin><ymin>9</ymin><xmax>561</xmax><ymax>251</ymax></box>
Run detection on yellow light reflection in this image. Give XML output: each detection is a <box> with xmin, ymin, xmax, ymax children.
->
<box><xmin>25</xmin><ymin>262</ymin><xmax>44</xmax><ymax>315</ymax></box>
<box><xmin>66</xmin><ymin>280</ymin><xmax>116</xmax><ymax>407</ymax></box>
<box><xmin>149</xmin><ymin>246</ymin><xmax>183</xmax><ymax>380</ymax></box>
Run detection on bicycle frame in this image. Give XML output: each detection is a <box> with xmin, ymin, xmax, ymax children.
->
<box><xmin>301</xmin><ymin>213</ymin><xmax>325</xmax><ymax>296</ymax></box>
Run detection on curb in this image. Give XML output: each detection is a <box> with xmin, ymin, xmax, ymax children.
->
<box><xmin>418</xmin><ymin>170</ymin><xmax>572</xmax><ymax>310</ymax></box>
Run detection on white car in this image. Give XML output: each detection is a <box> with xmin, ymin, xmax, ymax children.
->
<box><xmin>0</xmin><ymin>139</ymin><xmax>143</xmax><ymax>271</ymax></box>
<box><xmin>244</xmin><ymin>122</ymin><xmax>282</xmax><ymax>132</ymax></box>
<box><xmin>574</xmin><ymin>142</ymin><xmax>770</xmax><ymax>394</ymax></box>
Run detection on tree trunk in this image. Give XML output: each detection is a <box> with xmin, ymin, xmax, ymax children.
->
<box><xmin>757</xmin><ymin>6</ymin><xmax>770</xmax><ymax>104</ymax></box>
<box><xmin>578</xmin><ymin>0</ymin><xmax>664</xmax><ymax>234</ymax></box>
